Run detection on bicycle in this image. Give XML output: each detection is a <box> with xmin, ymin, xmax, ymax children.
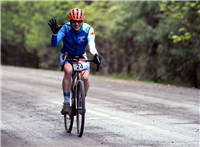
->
<box><xmin>61</xmin><ymin>54</ymin><xmax>100</xmax><ymax>137</ymax></box>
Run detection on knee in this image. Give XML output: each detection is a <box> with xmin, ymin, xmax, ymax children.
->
<box><xmin>82</xmin><ymin>73</ymin><xmax>89</xmax><ymax>84</ymax></box>
<box><xmin>83</xmin><ymin>76</ymin><xmax>89</xmax><ymax>83</ymax></box>
<box><xmin>64</xmin><ymin>64</ymin><xmax>72</xmax><ymax>79</ymax></box>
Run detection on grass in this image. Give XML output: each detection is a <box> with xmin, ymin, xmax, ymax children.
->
<box><xmin>100</xmin><ymin>73</ymin><xmax>182</xmax><ymax>87</ymax></box>
<box><xmin>104</xmin><ymin>74</ymin><xmax>151</xmax><ymax>83</ymax></box>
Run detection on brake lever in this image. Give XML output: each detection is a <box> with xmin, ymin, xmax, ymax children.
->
<box><xmin>96</xmin><ymin>64</ymin><xmax>100</xmax><ymax>72</ymax></box>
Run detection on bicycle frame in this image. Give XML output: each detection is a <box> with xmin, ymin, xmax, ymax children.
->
<box><xmin>71</xmin><ymin>68</ymin><xmax>85</xmax><ymax>99</ymax></box>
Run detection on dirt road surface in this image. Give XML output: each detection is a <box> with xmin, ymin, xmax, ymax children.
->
<box><xmin>1</xmin><ymin>65</ymin><xmax>199</xmax><ymax>147</ymax></box>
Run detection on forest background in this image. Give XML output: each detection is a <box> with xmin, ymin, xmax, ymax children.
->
<box><xmin>1</xmin><ymin>1</ymin><xmax>200</xmax><ymax>88</ymax></box>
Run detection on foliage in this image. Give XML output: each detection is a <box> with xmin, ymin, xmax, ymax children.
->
<box><xmin>1</xmin><ymin>1</ymin><xmax>199</xmax><ymax>88</ymax></box>
<box><xmin>158</xmin><ymin>1</ymin><xmax>200</xmax><ymax>87</ymax></box>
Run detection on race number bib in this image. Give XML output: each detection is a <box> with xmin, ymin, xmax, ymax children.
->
<box><xmin>72</xmin><ymin>60</ymin><xmax>87</xmax><ymax>71</ymax></box>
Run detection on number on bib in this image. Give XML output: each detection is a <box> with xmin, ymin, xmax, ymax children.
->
<box><xmin>72</xmin><ymin>60</ymin><xmax>87</xmax><ymax>71</ymax></box>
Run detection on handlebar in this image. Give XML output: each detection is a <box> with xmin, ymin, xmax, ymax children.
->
<box><xmin>61</xmin><ymin>57</ymin><xmax>100</xmax><ymax>72</ymax></box>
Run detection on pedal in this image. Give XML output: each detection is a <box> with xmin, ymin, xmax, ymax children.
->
<box><xmin>60</xmin><ymin>110</ymin><xmax>69</xmax><ymax>115</ymax></box>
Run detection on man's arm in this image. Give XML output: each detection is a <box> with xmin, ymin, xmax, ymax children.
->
<box><xmin>87</xmin><ymin>27</ymin><xmax>101</xmax><ymax>65</ymax></box>
<box><xmin>51</xmin><ymin>26</ymin><xmax>66</xmax><ymax>47</ymax></box>
<box><xmin>87</xmin><ymin>27</ymin><xmax>98</xmax><ymax>56</ymax></box>
<box><xmin>48</xmin><ymin>18</ymin><xmax>65</xmax><ymax>47</ymax></box>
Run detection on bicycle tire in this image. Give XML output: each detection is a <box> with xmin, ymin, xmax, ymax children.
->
<box><xmin>76</xmin><ymin>80</ymin><xmax>85</xmax><ymax>137</ymax></box>
<box><xmin>64</xmin><ymin>113</ymin><xmax>73</xmax><ymax>133</ymax></box>
<box><xmin>64</xmin><ymin>92</ymin><xmax>75</xmax><ymax>133</ymax></box>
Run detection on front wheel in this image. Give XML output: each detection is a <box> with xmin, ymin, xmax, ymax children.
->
<box><xmin>64</xmin><ymin>95</ymin><xmax>75</xmax><ymax>133</ymax></box>
<box><xmin>76</xmin><ymin>80</ymin><xmax>85</xmax><ymax>137</ymax></box>
<box><xmin>64</xmin><ymin>113</ymin><xmax>73</xmax><ymax>133</ymax></box>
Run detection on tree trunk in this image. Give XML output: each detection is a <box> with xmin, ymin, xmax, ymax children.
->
<box><xmin>121</xmin><ymin>54</ymin><xmax>129</xmax><ymax>75</ymax></box>
<box><xmin>188</xmin><ymin>63</ymin><xmax>198</xmax><ymax>88</ymax></box>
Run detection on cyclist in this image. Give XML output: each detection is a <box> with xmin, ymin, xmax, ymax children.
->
<box><xmin>48</xmin><ymin>8</ymin><xmax>101</xmax><ymax>113</ymax></box>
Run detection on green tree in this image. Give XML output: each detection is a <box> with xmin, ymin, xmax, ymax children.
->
<box><xmin>1</xmin><ymin>1</ymin><xmax>57</xmax><ymax>68</ymax></box>
<box><xmin>108</xmin><ymin>1</ymin><xmax>160</xmax><ymax>80</ymax></box>
<box><xmin>159</xmin><ymin>1</ymin><xmax>200</xmax><ymax>87</ymax></box>
<box><xmin>2</xmin><ymin>1</ymin><xmax>199</xmax><ymax>88</ymax></box>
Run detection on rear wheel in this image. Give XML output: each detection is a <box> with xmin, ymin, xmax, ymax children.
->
<box><xmin>76</xmin><ymin>80</ymin><xmax>85</xmax><ymax>137</ymax></box>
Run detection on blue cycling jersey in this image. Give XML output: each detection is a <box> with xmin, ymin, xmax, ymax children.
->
<box><xmin>51</xmin><ymin>22</ymin><xmax>94</xmax><ymax>56</ymax></box>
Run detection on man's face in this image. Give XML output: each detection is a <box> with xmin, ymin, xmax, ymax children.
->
<box><xmin>70</xmin><ymin>20</ymin><xmax>84</xmax><ymax>31</ymax></box>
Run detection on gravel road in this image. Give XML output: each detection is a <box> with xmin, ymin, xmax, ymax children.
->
<box><xmin>1</xmin><ymin>65</ymin><xmax>199</xmax><ymax>147</ymax></box>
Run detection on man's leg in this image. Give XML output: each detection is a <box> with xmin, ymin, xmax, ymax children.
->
<box><xmin>82</xmin><ymin>70</ymin><xmax>90</xmax><ymax>96</ymax></box>
<box><xmin>61</xmin><ymin>63</ymin><xmax>73</xmax><ymax>113</ymax></box>
<box><xmin>63</xmin><ymin>63</ymin><xmax>73</xmax><ymax>93</ymax></box>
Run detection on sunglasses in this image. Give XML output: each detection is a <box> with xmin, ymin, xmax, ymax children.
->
<box><xmin>70</xmin><ymin>20</ymin><xmax>83</xmax><ymax>24</ymax></box>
